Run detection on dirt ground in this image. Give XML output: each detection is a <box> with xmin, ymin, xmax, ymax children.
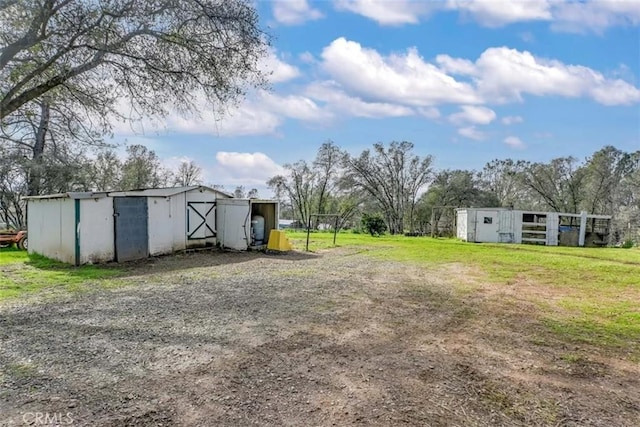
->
<box><xmin>1</xmin><ymin>248</ymin><xmax>639</xmax><ymax>426</ymax></box>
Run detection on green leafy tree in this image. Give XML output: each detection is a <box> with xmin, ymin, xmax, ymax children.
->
<box><xmin>0</xmin><ymin>0</ymin><xmax>268</xmax><ymax>121</ymax></box>
<box><xmin>120</xmin><ymin>145</ymin><xmax>171</xmax><ymax>190</ymax></box>
<box><xmin>361</xmin><ymin>213</ymin><xmax>387</xmax><ymax>236</ymax></box>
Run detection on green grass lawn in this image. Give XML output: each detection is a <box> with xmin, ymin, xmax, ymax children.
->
<box><xmin>0</xmin><ymin>248</ymin><xmax>120</xmax><ymax>300</ymax></box>
<box><xmin>288</xmin><ymin>231</ymin><xmax>640</xmax><ymax>355</ymax></box>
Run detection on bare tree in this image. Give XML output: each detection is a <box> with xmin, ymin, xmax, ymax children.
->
<box><xmin>0</xmin><ymin>0</ymin><xmax>269</xmax><ymax>199</ymax></box>
<box><xmin>173</xmin><ymin>160</ymin><xmax>202</xmax><ymax>187</ymax></box>
<box><xmin>417</xmin><ymin>169</ymin><xmax>498</xmax><ymax>235</ymax></box>
<box><xmin>233</xmin><ymin>185</ymin><xmax>246</xmax><ymax>198</ymax></box>
<box><xmin>313</xmin><ymin>140</ymin><xmax>346</xmax><ymax>222</ymax></box>
<box><xmin>479</xmin><ymin>159</ymin><xmax>530</xmax><ymax>208</ymax></box>
<box><xmin>521</xmin><ymin>157</ymin><xmax>587</xmax><ymax>213</ymax></box>
<box><xmin>267</xmin><ymin>160</ymin><xmax>316</xmax><ymax>227</ymax></box>
<box><xmin>345</xmin><ymin>141</ymin><xmax>432</xmax><ymax>234</ymax></box>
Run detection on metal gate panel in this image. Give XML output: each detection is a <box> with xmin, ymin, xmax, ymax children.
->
<box><xmin>114</xmin><ymin>197</ymin><xmax>148</xmax><ymax>262</ymax></box>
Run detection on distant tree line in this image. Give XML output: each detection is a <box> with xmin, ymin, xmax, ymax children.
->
<box><xmin>268</xmin><ymin>142</ymin><xmax>640</xmax><ymax>243</ymax></box>
<box><xmin>0</xmin><ymin>141</ymin><xmax>262</xmax><ymax>229</ymax></box>
<box><xmin>0</xmin><ymin>143</ymin><xmax>201</xmax><ymax>227</ymax></box>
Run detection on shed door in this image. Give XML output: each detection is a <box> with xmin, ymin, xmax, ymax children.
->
<box><xmin>498</xmin><ymin>211</ymin><xmax>514</xmax><ymax>243</ymax></box>
<box><xmin>114</xmin><ymin>197</ymin><xmax>148</xmax><ymax>262</ymax></box>
<box><xmin>216</xmin><ymin>202</ymin><xmax>250</xmax><ymax>250</ymax></box>
<box><xmin>187</xmin><ymin>201</ymin><xmax>215</xmax><ymax>240</ymax></box>
<box><xmin>475</xmin><ymin>211</ymin><xmax>499</xmax><ymax>243</ymax></box>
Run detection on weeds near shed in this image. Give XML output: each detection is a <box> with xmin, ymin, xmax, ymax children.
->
<box><xmin>0</xmin><ymin>250</ymin><xmax>120</xmax><ymax>301</ymax></box>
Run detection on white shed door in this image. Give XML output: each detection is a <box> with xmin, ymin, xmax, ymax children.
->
<box><xmin>475</xmin><ymin>211</ymin><xmax>500</xmax><ymax>243</ymax></box>
<box><xmin>187</xmin><ymin>201</ymin><xmax>215</xmax><ymax>240</ymax></box>
<box><xmin>498</xmin><ymin>210</ymin><xmax>514</xmax><ymax>243</ymax></box>
<box><xmin>216</xmin><ymin>201</ymin><xmax>250</xmax><ymax>250</ymax></box>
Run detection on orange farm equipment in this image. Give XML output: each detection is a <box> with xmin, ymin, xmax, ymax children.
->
<box><xmin>0</xmin><ymin>230</ymin><xmax>27</xmax><ymax>250</ymax></box>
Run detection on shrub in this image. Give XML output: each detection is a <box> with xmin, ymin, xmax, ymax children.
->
<box><xmin>622</xmin><ymin>239</ymin><xmax>635</xmax><ymax>249</ymax></box>
<box><xmin>361</xmin><ymin>213</ymin><xmax>387</xmax><ymax>236</ymax></box>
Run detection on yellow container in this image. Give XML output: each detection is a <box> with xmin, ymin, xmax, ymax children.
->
<box><xmin>267</xmin><ymin>230</ymin><xmax>293</xmax><ymax>252</ymax></box>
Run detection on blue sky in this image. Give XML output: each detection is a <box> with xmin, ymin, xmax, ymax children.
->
<box><xmin>111</xmin><ymin>0</ymin><xmax>640</xmax><ymax>194</ymax></box>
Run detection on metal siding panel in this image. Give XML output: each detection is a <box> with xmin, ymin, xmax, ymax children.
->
<box><xmin>114</xmin><ymin>197</ymin><xmax>149</xmax><ymax>262</ymax></box>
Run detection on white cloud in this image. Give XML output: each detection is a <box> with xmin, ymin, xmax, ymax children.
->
<box><xmin>504</xmin><ymin>136</ymin><xmax>526</xmax><ymax>149</ymax></box>
<box><xmin>113</xmin><ymin>96</ymin><xmax>283</xmax><ymax>138</ymax></box>
<box><xmin>320</xmin><ymin>38</ymin><xmax>480</xmax><ymax>107</ymax></box>
<box><xmin>299</xmin><ymin>51</ymin><xmax>316</xmax><ymax>64</ymax></box>
<box><xmin>319</xmin><ymin>39</ymin><xmax>639</xmax><ymax>109</ymax></box>
<box><xmin>260</xmin><ymin>91</ymin><xmax>334</xmax><ymax>122</ymax></box>
<box><xmin>215</xmin><ymin>152</ymin><xmax>285</xmax><ymax>186</ymax></box>
<box><xmin>470</xmin><ymin>47</ymin><xmax>640</xmax><ymax>105</ymax></box>
<box><xmin>333</xmin><ymin>0</ymin><xmax>434</xmax><ymax>25</ymax></box>
<box><xmin>449</xmin><ymin>105</ymin><xmax>496</xmax><ymax>125</ymax></box>
<box><xmin>165</xmin><ymin>101</ymin><xmax>283</xmax><ymax>137</ymax></box>
<box><xmin>435</xmin><ymin>55</ymin><xmax>477</xmax><ymax>75</ymax></box>
<box><xmin>259</xmin><ymin>50</ymin><xmax>301</xmax><ymax>83</ymax></box>
<box><xmin>161</xmin><ymin>155</ymin><xmax>194</xmax><ymax>173</ymax></box>
<box><xmin>447</xmin><ymin>0</ymin><xmax>552</xmax><ymax>27</ymax></box>
<box><xmin>334</xmin><ymin>0</ymin><xmax>640</xmax><ymax>32</ymax></box>
<box><xmin>458</xmin><ymin>126</ymin><xmax>486</xmax><ymax>140</ymax></box>
<box><xmin>111</xmin><ymin>39</ymin><xmax>639</xmax><ymax>141</ymax></box>
<box><xmin>502</xmin><ymin>115</ymin><xmax>524</xmax><ymax>125</ymax></box>
<box><xmin>551</xmin><ymin>0</ymin><xmax>640</xmax><ymax>33</ymax></box>
<box><xmin>418</xmin><ymin>107</ymin><xmax>441</xmax><ymax>120</ymax></box>
<box><xmin>272</xmin><ymin>0</ymin><xmax>323</xmax><ymax>25</ymax></box>
<box><xmin>168</xmin><ymin>89</ymin><xmax>336</xmax><ymax>136</ymax></box>
<box><xmin>305</xmin><ymin>81</ymin><xmax>414</xmax><ymax>118</ymax></box>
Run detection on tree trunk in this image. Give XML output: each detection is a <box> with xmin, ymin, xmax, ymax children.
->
<box><xmin>28</xmin><ymin>101</ymin><xmax>50</xmax><ymax>196</ymax></box>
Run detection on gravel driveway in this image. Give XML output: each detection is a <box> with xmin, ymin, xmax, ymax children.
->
<box><xmin>1</xmin><ymin>248</ymin><xmax>639</xmax><ymax>426</ymax></box>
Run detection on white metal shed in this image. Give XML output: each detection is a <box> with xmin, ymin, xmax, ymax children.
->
<box><xmin>25</xmin><ymin>186</ymin><xmax>232</xmax><ymax>265</ymax></box>
<box><xmin>456</xmin><ymin>208</ymin><xmax>611</xmax><ymax>247</ymax></box>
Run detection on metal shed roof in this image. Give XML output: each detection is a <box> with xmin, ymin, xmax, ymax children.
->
<box><xmin>23</xmin><ymin>186</ymin><xmax>233</xmax><ymax>201</ymax></box>
<box><xmin>456</xmin><ymin>207</ymin><xmax>611</xmax><ymax>220</ymax></box>
<box><xmin>108</xmin><ymin>185</ymin><xmax>232</xmax><ymax>198</ymax></box>
<box><xmin>22</xmin><ymin>191</ymin><xmax>110</xmax><ymax>200</ymax></box>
